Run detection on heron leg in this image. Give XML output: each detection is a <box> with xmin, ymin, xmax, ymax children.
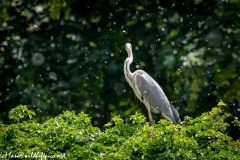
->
<box><xmin>144</xmin><ymin>102</ymin><xmax>154</xmax><ymax>138</ymax></box>
<box><xmin>148</xmin><ymin>110</ymin><xmax>153</xmax><ymax>126</ymax></box>
<box><xmin>144</xmin><ymin>101</ymin><xmax>153</xmax><ymax>126</ymax></box>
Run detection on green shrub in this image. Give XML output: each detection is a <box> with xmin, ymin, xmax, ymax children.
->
<box><xmin>0</xmin><ymin>102</ymin><xmax>239</xmax><ymax>159</ymax></box>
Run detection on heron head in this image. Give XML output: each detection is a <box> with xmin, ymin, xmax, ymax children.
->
<box><xmin>125</xmin><ymin>43</ymin><xmax>132</xmax><ymax>56</ymax></box>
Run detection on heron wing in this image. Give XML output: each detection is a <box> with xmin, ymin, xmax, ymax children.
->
<box><xmin>133</xmin><ymin>70</ymin><xmax>176</xmax><ymax>121</ymax></box>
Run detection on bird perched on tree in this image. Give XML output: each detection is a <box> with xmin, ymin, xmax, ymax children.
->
<box><xmin>124</xmin><ymin>43</ymin><xmax>181</xmax><ymax>126</ymax></box>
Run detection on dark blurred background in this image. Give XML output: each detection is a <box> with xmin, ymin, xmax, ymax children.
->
<box><xmin>0</xmin><ymin>0</ymin><xmax>239</xmax><ymax>139</ymax></box>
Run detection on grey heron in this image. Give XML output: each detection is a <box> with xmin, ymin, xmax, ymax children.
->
<box><xmin>124</xmin><ymin>43</ymin><xmax>181</xmax><ymax>126</ymax></box>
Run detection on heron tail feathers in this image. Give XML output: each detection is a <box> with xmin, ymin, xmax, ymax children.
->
<box><xmin>170</xmin><ymin>105</ymin><xmax>181</xmax><ymax>124</ymax></box>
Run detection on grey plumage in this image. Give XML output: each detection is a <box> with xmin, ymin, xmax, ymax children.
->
<box><xmin>124</xmin><ymin>43</ymin><xmax>181</xmax><ymax>125</ymax></box>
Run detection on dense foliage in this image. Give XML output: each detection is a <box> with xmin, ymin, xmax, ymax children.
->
<box><xmin>0</xmin><ymin>102</ymin><xmax>239</xmax><ymax>159</ymax></box>
<box><xmin>0</xmin><ymin>0</ymin><xmax>240</xmax><ymax>138</ymax></box>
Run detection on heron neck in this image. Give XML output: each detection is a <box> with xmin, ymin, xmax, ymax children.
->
<box><xmin>124</xmin><ymin>54</ymin><xmax>134</xmax><ymax>88</ymax></box>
